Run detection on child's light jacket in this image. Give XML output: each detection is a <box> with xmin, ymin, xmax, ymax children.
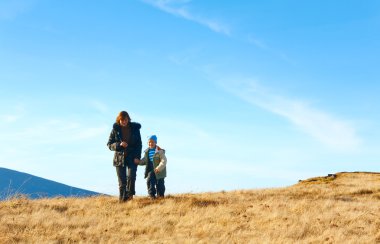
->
<box><xmin>139</xmin><ymin>146</ymin><xmax>167</xmax><ymax>179</ymax></box>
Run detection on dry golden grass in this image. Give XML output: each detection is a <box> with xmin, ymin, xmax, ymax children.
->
<box><xmin>1</xmin><ymin>172</ymin><xmax>380</xmax><ymax>243</ymax></box>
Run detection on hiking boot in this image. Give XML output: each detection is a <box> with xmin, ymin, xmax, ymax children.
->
<box><xmin>119</xmin><ymin>198</ymin><xmax>129</xmax><ymax>203</ymax></box>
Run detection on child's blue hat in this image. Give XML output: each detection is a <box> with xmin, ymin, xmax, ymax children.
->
<box><xmin>148</xmin><ymin>135</ymin><xmax>157</xmax><ymax>143</ymax></box>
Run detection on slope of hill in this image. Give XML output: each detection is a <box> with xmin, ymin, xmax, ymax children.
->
<box><xmin>1</xmin><ymin>172</ymin><xmax>379</xmax><ymax>243</ymax></box>
<box><xmin>0</xmin><ymin>167</ymin><xmax>101</xmax><ymax>200</ymax></box>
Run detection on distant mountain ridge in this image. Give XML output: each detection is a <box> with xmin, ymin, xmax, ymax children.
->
<box><xmin>0</xmin><ymin>167</ymin><xmax>101</xmax><ymax>200</ymax></box>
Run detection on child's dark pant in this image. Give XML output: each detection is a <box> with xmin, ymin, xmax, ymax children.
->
<box><xmin>146</xmin><ymin>171</ymin><xmax>165</xmax><ymax>197</ymax></box>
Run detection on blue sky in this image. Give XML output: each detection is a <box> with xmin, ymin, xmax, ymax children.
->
<box><xmin>0</xmin><ymin>0</ymin><xmax>379</xmax><ymax>195</ymax></box>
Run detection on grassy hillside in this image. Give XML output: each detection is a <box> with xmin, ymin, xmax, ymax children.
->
<box><xmin>1</xmin><ymin>172</ymin><xmax>380</xmax><ymax>243</ymax></box>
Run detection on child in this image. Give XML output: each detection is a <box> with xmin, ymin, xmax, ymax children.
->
<box><xmin>134</xmin><ymin>135</ymin><xmax>167</xmax><ymax>198</ymax></box>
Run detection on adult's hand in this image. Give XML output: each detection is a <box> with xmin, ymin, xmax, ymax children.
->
<box><xmin>120</xmin><ymin>141</ymin><xmax>128</xmax><ymax>148</ymax></box>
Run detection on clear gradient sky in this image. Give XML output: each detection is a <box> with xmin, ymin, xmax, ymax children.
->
<box><xmin>0</xmin><ymin>0</ymin><xmax>379</xmax><ymax>195</ymax></box>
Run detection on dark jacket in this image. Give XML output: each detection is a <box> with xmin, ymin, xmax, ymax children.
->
<box><xmin>107</xmin><ymin>122</ymin><xmax>142</xmax><ymax>167</ymax></box>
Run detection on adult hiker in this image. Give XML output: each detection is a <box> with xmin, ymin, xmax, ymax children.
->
<box><xmin>107</xmin><ymin>111</ymin><xmax>142</xmax><ymax>202</ymax></box>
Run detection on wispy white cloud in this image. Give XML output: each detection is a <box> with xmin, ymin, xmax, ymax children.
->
<box><xmin>141</xmin><ymin>0</ymin><xmax>230</xmax><ymax>36</ymax></box>
<box><xmin>168</xmin><ymin>47</ymin><xmax>202</xmax><ymax>66</ymax></box>
<box><xmin>247</xmin><ymin>35</ymin><xmax>296</xmax><ymax>65</ymax></box>
<box><xmin>1</xmin><ymin>114</ymin><xmax>19</xmax><ymax>123</ymax></box>
<box><xmin>11</xmin><ymin>119</ymin><xmax>108</xmax><ymax>145</ymax></box>
<box><xmin>88</xmin><ymin>100</ymin><xmax>109</xmax><ymax>114</ymax></box>
<box><xmin>0</xmin><ymin>115</ymin><xmax>108</xmax><ymax>150</ymax></box>
<box><xmin>0</xmin><ymin>0</ymin><xmax>34</xmax><ymax>21</ymax></box>
<box><xmin>0</xmin><ymin>103</ymin><xmax>26</xmax><ymax>123</ymax></box>
<box><xmin>173</xmin><ymin>157</ymin><xmax>309</xmax><ymax>182</ymax></box>
<box><xmin>247</xmin><ymin>36</ymin><xmax>269</xmax><ymax>50</ymax></box>
<box><xmin>217</xmin><ymin>77</ymin><xmax>362</xmax><ymax>152</ymax></box>
<box><xmin>133</xmin><ymin>113</ymin><xmax>217</xmax><ymax>147</ymax></box>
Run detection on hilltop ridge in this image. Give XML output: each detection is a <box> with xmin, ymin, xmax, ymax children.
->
<box><xmin>1</xmin><ymin>172</ymin><xmax>379</xmax><ymax>243</ymax></box>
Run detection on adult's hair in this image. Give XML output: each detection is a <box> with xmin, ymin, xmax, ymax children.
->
<box><xmin>116</xmin><ymin>111</ymin><xmax>131</xmax><ymax>125</ymax></box>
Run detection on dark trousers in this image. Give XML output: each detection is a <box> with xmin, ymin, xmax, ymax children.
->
<box><xmin>116</xmin><ymin>165</ymin><xmax>128</xmax><ymax>201</ymax></box>
<box><xmin>116</xmin><ymin>158</ymin><xmax>138</xmax><ymax>201</ymax></box>
<box><xmin>127</xmin><ymin>160</ymin><xmax>137</xmax><ymax>196</ymax></box>
<box><xmin>146</xmin><ymin>171</ymin><xmax>165</xmax><ymax>197</ymax></box>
